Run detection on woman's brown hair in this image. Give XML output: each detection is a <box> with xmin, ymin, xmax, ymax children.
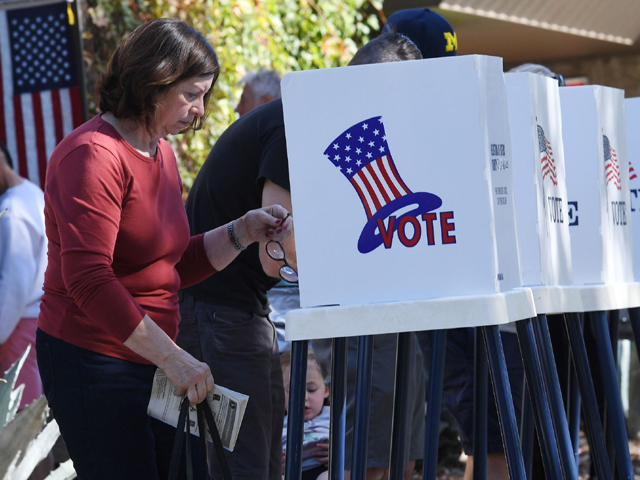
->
<box><xmin>97</xmin><ymin>18</ymin><xmax>219</xmax><ymax>133</ymax></box>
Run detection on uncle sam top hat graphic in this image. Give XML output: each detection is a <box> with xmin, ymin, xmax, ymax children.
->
<box><xmin>603</xmin><ymin>134</ymin><xmax>621</xmax><ymax>191</ymax></box>
<box><xmin>324</xmin><ymin>115</ymin><xmax>442</xmax><ymax>253</ymax></box>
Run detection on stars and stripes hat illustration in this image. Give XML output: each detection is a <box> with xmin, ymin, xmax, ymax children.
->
<box><xmin>324</xmin><ymin>115</ymin><xmax>442</xmax><ymax>253</ymax></box>
<box><xmin>538</xmin><ymin>125</ymin><xmax>557</xmax><ymax>186</ymax></box>
<box><xmin>603</xmin><ymin>135</ymin><xmax>621</xmax><ymax>190</ymax></box>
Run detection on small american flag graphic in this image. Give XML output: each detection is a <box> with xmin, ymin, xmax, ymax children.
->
<box><xmin>630</xmin><ymin>161</ymin><xmax>637</xmax><ymax>181</ymax></box>
<box><xmin>538</xmin><ymin>125</ymin><xmax>557</xmax><ymax>186</ymax></box>
<box><xmin>323</xmin><ymin>116</ymin><xmax>412</xmax><ymax>219</ymax></box>
<box><xmin>0</xmin><ymin>1</ymin><xmax>84</xmax><ymax>187</ymax></box>
<box><xmin>603</xmin><ymin>135</ymin><xmax>621</xmax><ymax>190</ymax></box>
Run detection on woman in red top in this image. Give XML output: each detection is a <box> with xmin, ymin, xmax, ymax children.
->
<box><xmin>36</xmin><ymin>18</ymin><xmax>291</xmax><ymax>479</ymax></box>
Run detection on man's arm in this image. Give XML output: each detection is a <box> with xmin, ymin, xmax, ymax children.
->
<box><xmin>260</xmin><ymin>179</ymin><xmax>296</xmax><ymax>279</ymax></box>
<box><xmin>0</xmin><ymin>212</ymin><xmax>34</xmax><ymax>343</ymax></box>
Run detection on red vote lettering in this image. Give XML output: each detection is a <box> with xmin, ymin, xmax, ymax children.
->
<box><xmin>377</xmin><ymin>216</ymin><xmax>396</xmax><ymax>249</ymax></box>
<box><xmin>398</xmin><ymin>216</ymin><xmax>421</xmax><ymax>247</ymax></box>
<box><xmin>421</xmin><ymin>213</ymin><xmax>437</xmax><ymax>245</ymax></box>
<box><xmin>440</xmin><ymin>211</ymin><xmax>456</xmax><ymax>244</ymax></box>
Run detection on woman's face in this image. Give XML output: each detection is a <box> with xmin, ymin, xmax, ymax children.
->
<box><xmin>153</xmin><ymin>75</ymin><xmax>215</xmax><ymax>138</ymax></box>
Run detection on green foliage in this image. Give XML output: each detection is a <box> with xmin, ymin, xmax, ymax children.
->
<box><xmin>81</xmin><ymin>0</ymin><xmax>384</xmax><ymax>191</ymax></box>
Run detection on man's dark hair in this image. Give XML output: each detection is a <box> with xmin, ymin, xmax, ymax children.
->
<box><xmin>97</xmin><ymin>18</ymin><xmax>220</xmax><ymax>133</ymax></box>
<box><xmin>0</xmin><ymin>140</ymin><xmax>13</xmax><ymax>169</ymax></box>
<box><xmin>348</xmin><ymin>30</ymin><xmax>422</xmax><ymax>66</ymax></box>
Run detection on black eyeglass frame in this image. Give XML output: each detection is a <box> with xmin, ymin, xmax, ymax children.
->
<box><xmin>265</xmin><ymin>240</ymin><xmax>298</xmax><ymax>284</ymax></box>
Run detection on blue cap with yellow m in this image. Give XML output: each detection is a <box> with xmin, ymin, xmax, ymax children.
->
<box><xmin>384</xmin><ymin>8</ymin><xmax>457</xmax><ymax>59</ymax></box>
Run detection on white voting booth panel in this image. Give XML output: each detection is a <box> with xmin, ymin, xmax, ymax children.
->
<box><xmin>282</xmin><ymin>55</ymin><xmax>535</xmax><ymax>340</ymax></box>
<box><xmin>505</xmin><ymin>72</ymin><xmax>579</xmax><ymax>314</ymax></box>
<box><xmin>626</xmin><ymin>97</ymin><xmax>640</xmax><ymax>279</ymax></box>
<box><xmin>560</xmin><ymin>85</ymin><xmax>640</xmax><ymax>312</ymax></box>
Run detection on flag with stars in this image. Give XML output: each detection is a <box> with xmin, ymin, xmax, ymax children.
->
<box><xmin>0</xmin><ymin>0</ymin><xmax>84</xmax><ymax>187</ymax></box>
<box><xmin>603</xmin><ymin>135</ymin><xmax>621</xmax><ymax>190</ymax></box>
<box><xmin>538</xmin><ymin>125</ymin><xmax>557</xmax><ymax>186</ymax></box>
<box><xmin>323</xmin><ymin>116</ymin><xmax>412</xmax><ymax>219</ymax></box>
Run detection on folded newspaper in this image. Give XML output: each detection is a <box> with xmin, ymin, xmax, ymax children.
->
<box><xmin>147</xmin><ymin>369</ymin><xmax>248</xmax><ymax>451</ymax></box>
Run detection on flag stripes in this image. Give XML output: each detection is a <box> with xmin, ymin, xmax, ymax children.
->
<box><xmin>350</xmin><ymin>156</ymin><xmax>412</xmax><ymax>219</ymax></box>
<box><xmin>0</xmin><ymin>3</ymin><xmax>83</xmax><ymax>186</ymax></box>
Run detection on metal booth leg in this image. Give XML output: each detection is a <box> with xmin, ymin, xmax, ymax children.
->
<box><xmin>590</xmin><ymin>311</ymin><xmax>634</xmax><ymax>480</ymax></box>
<box><xmin>605</xmin><ymin>310</ymin><xmax>621</xmax><ymax>473</ymax></box>
<box><xmin>285</xmin><ymin>340</ymin><xmax>309</xmax><ymax>480</ymax></box>
<box><xmin>423</xmin><ymin>329</ymin><xmax>447</xmax><ymax>480</ymax></box>
<box><xmin>531</xmin><ymin>315</ymin><xmax>580</xmax><ymax>479</ymax></box>
<box><xmin>473</xmin><ymin>327</ymin><xmax>488</xmax><ymax>480</ymax></box>
<box><xmin>330</xmin><ymin>337</ymin><xmax>348</xmax><ymax>480</ymax></box>
<box><xmin>481</xmin><ymin>325</ymin><xmax>527</xmax><ymax>480</ymax></box>
<box><xmin>564</xmin><ymin>313</ymin><xmax>582</xmax><ymax>473</ymax></box>
<box><xmin>628</xmin><ymin>307</ymin><xmax>640</xmax><ymax>359</ymax></box>
<box><xmin>519</xmin><ymin>381</ymin><xmax>534</xmax><ymax>480</ymax></box>
<box><xmin>351</xmin><ymin>335</ymin><xmax>374</xmax><ymax>480</ymax></box>
<box><xmin>563</xmin><ymin>312</ymin><xmax>613</xmax><ymax>480</ymax></box>
<box><xmin>389</xmin><ymin>332</ymin><xmax>413</xmax><ymax>480</ymax></box>
<box><xmin>514</xmin><ymin>318</ymin><xmax>563</xmax><ymax>480</ymax></box>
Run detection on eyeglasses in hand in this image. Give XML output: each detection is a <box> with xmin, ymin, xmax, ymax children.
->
<box><xmin>266</xmin><ymin>240</ymin><xmax>298</xmax><ymax>284</ymax></box>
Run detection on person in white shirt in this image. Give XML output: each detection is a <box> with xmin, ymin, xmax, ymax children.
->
<box><xmin>0</xmin><ymin>140</ymin><xmax>47</xmax><ymax>408</ymax></box>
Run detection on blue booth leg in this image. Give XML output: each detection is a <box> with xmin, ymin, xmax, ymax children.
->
<box><xmin>514</xmin><ymin>318</ymin><xmax>563</xmax><ymax>480</ymax></box>
<box><xmin>566</xmin><ymin>364</ymin><xmax>581</xmax><ymax>470</ymax></box>
<box><xmin>531</xmin><ymin>315</ymin><xmax>580</xmax><ymax>480</ymax></box>
<box><xmin>351</xmin><ymin>335</ymin><xmax>374</xmax><ymax>480</ymax></box>
<box><xmin>519</xmin><ymin>382</ymin><xmax>534</xmax><ymax>480</ymax></box>
<box><xmin>481</xmin><ymin>325</ymin><xmax>527</xmax><ymax>480</ymax></box>
<box><xmin>330</xmin><ymin>337</ymin><xmax>348</xmax><ymax>480</ymax></box>
<box><xmin>605</xmin><ymin>310</ymin><xmax>621</xmax><ymax>473</ymax></box>
<box><xmin>422</xmin><ymin>329</ymin><xmax>447</xmax><ymax>480</ymax></box>
<box><xmin>563</xmin><ymin>312</ymin><xmax>613</xmax><ymax>480</ymax></box>
<box><xmin>285</xmin><ymin>340</ymin><xmax>309</xmax><ymax>480</ymax></box>
<box><xmin>389</xmin><ymin>332</ymin><xmax>413</xmax><ymax>480</ymax></box>
<box><xmin>473</xmin><ymin>327</ymin><xmax>488</xmax><ymax>480</ymax></box>
<box><xmin>629</xmin><ymin>307</ymin><xmax>640</xmax><ymax>359</ymax></box>
<box><xmin>565</xmin><ymin>327</ymin><xmax>581</xmax><ymax>473</ymax></box>
<box><xmin>590</xmin><ymin>311</ymin><xmax>634</xmax><ymax>480</ymax></box>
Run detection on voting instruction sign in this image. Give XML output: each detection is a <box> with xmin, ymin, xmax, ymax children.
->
<box><xmin>561</xmin><ymin>86</ymin><xmax>634</xmax><ymax>285</ymax></box>
<box><xmin>282</xmin><ymin>55</ymin><xmax>522</xmax><ymax>308</ymax></box>
<box><xmin>506</xmin><ymin>73</ymin><xmax>572</xmax><ymax>288</ymax></box>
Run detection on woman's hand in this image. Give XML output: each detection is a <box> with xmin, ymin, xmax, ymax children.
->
<box><xmin>123</xmin><ymin>314</ymin><xmax>214</xmax><ymax>406</ymax></box>
<box><xmin>202</xmin><ymin>204</ymin><xmax>292</xmax><ymax>271</ymax></box>
<box><xmin>160</xmin><ymin>349</ymin><xmax>215</xmax><ymax>406</ymax></box>
<box><xmin>233</xmin><ymin>205</ymin><xmax>292</xmax><ymax>247</ymax></box>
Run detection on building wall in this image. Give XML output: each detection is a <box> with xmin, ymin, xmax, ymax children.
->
<box><xmin>508</xmin><ymin>53</ymin><xmax>640</xmax><ymax>98</ymax></box>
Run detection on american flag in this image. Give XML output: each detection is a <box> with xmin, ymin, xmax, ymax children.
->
<box><xmin>0</xmin><ymin>1</ymin><xmax>84</xmax><ymax>187</ymax></box>
<box><xmin>323</xmin><ymin>116</ymin><xmax>412</xmax><ymax>219</ymax></box>
<box><xmin>603</xmin><ymin>135</ymin><xmax>621</xmax><ymax>190</ymax></box>
<box><xmin>630</xmin><ymin>161</ymin><xmax>637</xmax><ymax>181</ymax></box>
<box><xmin>538</xmin><ymin>125</ymin><xmax>557</xmax><ymax>186</ymax></box>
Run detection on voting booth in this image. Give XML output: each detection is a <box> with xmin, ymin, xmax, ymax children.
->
<box><xmin>560</xmin><ymin>85</ymin><xmax>640</xmax><ymax>311</ymax></box>
<box><xmin>505</xmin><ymin>72</ymin><xmax>578</xmax><ymax>314</ymax></box>
<box><xmin>281</xmin><ymin>55</ymin><xmax>535</xmax><ymax>340</ymax></box>
<box><xmin>626</xmin><ymin>97</ymin><xmax>640</xmax><ymax>278</ymax></box>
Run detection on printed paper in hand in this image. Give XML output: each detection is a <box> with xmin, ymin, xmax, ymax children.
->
<box><xmin>147</xmin><ymin>369</ymin><xmax>248</xmax><ymax>451</ymax></box>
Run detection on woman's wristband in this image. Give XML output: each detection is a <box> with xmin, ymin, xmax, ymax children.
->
<box><xmin>227</xmin><ymin>221</ymin><xmax>246</xmax><ymax>251</ymax></box>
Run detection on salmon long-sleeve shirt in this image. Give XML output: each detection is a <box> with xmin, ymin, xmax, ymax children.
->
<box><xmin>38</xmin><ymin>116</ymin><xmax>216</xmax><ymax>364</ymax></box>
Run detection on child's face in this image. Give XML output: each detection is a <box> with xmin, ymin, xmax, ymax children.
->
<box><xmin>282</xmin><ymin>363</ymin><xmax>329</xmax><ymax>421</ymax></box>
<box><xmin>304</xmin><ymin>366</ymin><xmax>329</xmax><ymax>421</ymax></box>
